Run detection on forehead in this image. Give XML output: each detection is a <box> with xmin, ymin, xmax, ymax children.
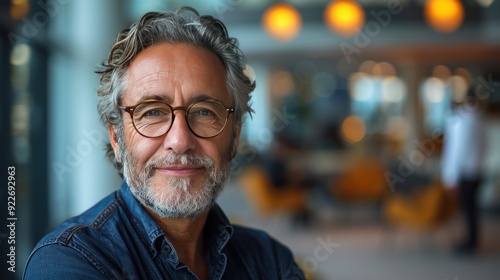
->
<box><xmin>123</xmin><ymin>43</ymin><xmax>229</xmax><ymax>104</ymax></box>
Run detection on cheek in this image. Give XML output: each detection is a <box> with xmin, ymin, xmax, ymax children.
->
<box><xmin>203</xmin><ymin>133</ymin><xmax>234</xmax><ymax>164</ymax></box>
<box><xmin>124</xmin><ymin>126</ymin><xmax>160</xmax><ymax>165</ymax></box>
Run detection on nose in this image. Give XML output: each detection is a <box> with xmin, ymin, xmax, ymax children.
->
<box><xmin>161</xmin><ymin>110</ymin><xmax>196</xmax><ymax>154</ymax></box>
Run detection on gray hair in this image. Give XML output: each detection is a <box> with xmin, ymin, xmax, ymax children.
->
<box><xmin>96</xmin><ymin>7</ymin><xmax>255</xmax><ymax>176</ymax></box>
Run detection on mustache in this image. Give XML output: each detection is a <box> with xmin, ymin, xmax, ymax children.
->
<box><xmin>144</xmin><ymin>152</ymin><xmax>215</xmax><ymax>173</ymax></box>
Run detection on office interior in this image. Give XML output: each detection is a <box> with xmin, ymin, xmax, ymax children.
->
<box><xmin>1</xmin><ymin>0</ymin><xmax>500</xmax><ymax>279</ymax></box>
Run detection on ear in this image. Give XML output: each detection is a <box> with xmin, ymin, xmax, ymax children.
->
<box><xmin>108</xmin><ymin>125</ymin><xmax>121</xmax><ymax>163</ymax></box>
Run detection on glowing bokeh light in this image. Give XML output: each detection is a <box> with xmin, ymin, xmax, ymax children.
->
<box><xmin>324</xmin><ymin>0</ymin><xmax>365</xmax><ymax>37</ymax></box>
<box><xmin>424</xmin><ymin>0</ymin><xmax>465</xmax><ymax>33</ymax></box>
<box><xmin>377</xmin><ymin>61</ymin><xmax>396</xmax><ymax>77</ymax></box>
<box><xmin>10</xmin><ymin>0</ymin><xmax>30</xmax><ymax>20</ymax></box>
<box><xmin>385</xmin><ymin>116</ymin><xmax>409</xmax><ymax>141</ymax></box>
<box><xmin>262</xmin><ymin>3</ymin><xmax>302</xmax><ymax>41</ymax></box>
<box><xmin>10</xmin><ymin>43</ymin><xmax>31</xmax><ymax>66</ymax></box>
<box><xmin>424</xmin><ymin>77</ymin><xmax>446</xmax><ymax>103</ymax></box>
<box><xmin>270</xmin><ymin>70</ymin><xmax>295</xmax><ymax>97</ymax></box>
<box><xmin>341</xmin><ymin>115</ymin><xmax>366</xmax><ymax>143</ymax></box>
<box><xmin>476</xmin><ymin>0</ymin><xmax>494</xmax><ymax>7</ymax></box>
<box><xmin>449</xmin><ymin>75</ymin><xmax>468</xmax><ymax>103</ymax></box>
<box><xmin>382</xmin><ymin>76</ymin><xmax>406</xmax><ymax>103</ymax></box>
<box><xmin>359</xmin><ymin>60</ymin><xmax>376</xmax><ymax>74</ymax></box>
<box><xmin>455</xmin><ymin>67</ymin><xmax>472</xmax><ymax>87</ymax></box>
<box><xmin>432</xmin><ymin>65</ymin><xmax>451</xmax><ymax>80</ymax></box>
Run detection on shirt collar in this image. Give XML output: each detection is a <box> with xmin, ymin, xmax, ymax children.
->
<box><xmin>204</xmin><ymin>203</ymin><xmax>234</xmax><ymax>253</ymax></box>
<box><xmin>118</xmin><ymin>182</ymin><xmax>165</xmax><ymax>255</ymax></box>
<box><xmin>118</xmin><ymin>182</ymin><xmax>234</xmax><ymax>257</ymax></box>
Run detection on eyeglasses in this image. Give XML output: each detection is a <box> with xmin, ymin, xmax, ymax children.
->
<box><xmin>118</xmin><ymin>99</ymin><xmax>235</xmax><ymax>138</ymax></box>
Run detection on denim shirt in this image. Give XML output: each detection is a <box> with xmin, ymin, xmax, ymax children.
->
<box><xmin>23</xmin><ymin>183</ymin><xmax>305</xmax><ymax>279</ymax></box>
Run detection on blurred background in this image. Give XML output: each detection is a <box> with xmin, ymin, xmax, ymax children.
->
<box><xmin>1</xmin><ymin>0</ymin><xmax>500</xmax><ymax>279</ymax></box>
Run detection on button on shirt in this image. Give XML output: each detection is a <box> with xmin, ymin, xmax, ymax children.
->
<box><xmin>23</xmin><ymin>183</ymin><xmax>305</xmax><ymax>279</ymax></box>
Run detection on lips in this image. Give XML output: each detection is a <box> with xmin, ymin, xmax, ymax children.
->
<box><xmin>155</xmin><ymin>165</ymin><xmax>203</xmax><ymax>176</ymax></box>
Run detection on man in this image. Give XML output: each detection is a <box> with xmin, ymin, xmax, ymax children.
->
<box><xmin>441</xmin><ymin>90</ymin><xmax>487</xmax><ymax>254</ymax></box>
<box><xmin>24</xmin><ymin>7</ymin><xmax>305</xmax><ymax>279</ymax></box>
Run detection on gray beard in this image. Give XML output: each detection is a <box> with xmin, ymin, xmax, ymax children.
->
<box><xmin>121</xmin><ymin>149</ymin><xmax>231</xmax><ymax>219</ymax></box>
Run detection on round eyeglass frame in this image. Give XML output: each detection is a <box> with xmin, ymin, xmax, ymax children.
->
<box><xmin>118</xmin><ymin>99</ymin><xmax>235</xmax><ymax>139</ymax></box>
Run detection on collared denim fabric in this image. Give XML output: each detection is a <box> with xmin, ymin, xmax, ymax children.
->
<box><xmin>23</xmin><ymin>183</ymin><xmax>305</xmax><ymax>279</ymax></box>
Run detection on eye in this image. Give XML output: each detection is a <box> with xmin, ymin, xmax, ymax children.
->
<box><xmin>134</xmin><ymin>103</ymin><xmax>171</xmax><ymax>120</ymax></box>
<box><xmin>144</xmin><ymin>109</ymin><xmax>165</xmax><ymax>117</ymax></box>
<box><xmin>192</xmin><ymin>108</ymin><xmax>215</xmax><ymax>117</ymax></box>
<box><xmin>189</xmin><ymin>101</ymin><xmax>227</xmax><ymax>120</ymax></box>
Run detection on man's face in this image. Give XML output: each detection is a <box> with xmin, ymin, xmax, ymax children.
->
<box><xmin>109</xmin><ymin>43</ymin><xmax>239</xmax><ymax>218</ymax></box>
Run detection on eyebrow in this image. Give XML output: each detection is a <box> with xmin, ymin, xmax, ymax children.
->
<box><xmin>136</xmin><ymin>94</ymin><xmax>170</xmax><ymax>103</ymax></box>
<box><xmin>189</xmin><ymin>94</ymin><xmax>220</xmax><ymax>103</ymax></box>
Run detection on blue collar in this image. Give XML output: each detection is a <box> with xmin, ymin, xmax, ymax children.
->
<box><xmin>117</xmin><ymin>182</ymin><xmax>234</xmax><ymax>260</ymax></box>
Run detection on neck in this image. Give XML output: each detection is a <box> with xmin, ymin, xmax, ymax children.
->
<box><xmin>148</xmin><ymin>209</ymin><xmax>211</xmax><ymax>279</ymax></box>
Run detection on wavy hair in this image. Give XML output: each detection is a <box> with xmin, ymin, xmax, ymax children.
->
<box><xmin>96</xmin><ymin>7</ymin><xmax>255</xmax><ymax>176</ymax></box>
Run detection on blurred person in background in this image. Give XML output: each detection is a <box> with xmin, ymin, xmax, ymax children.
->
<box><xmin>261</xmin><ymin>133</ymin><xmax>312</xmax><ymax>225</ymax></box>
<box><xmin>441</xmin><ymin>88</ymin><xmax>487</xmax><ymax>255</ymax></box>
<box><xmin>262</xmin><ymin>133</ymin><xmax>307</xmax><ymax>191</ymax></box>
<box><xmin>23</xmin><ymin>7</ymin><xmax>305</xmax><ymax>279</ymax></box>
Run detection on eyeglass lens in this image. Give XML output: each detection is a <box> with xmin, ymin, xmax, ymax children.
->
<box><xmin>132</xmin><ymin>101</ymin><xmax>229</xmax><ymax>138</ymax></box>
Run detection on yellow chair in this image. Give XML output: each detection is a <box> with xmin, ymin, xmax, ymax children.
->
<box><xmin>331</xmin><ymin>159</ymin><xmax>388</xmax><ymax>202</ymax></box>
<box><xmin>381</xmin><ymin>181</ymin><xmax>459</xmax><ymax>251</ymax></box>
<box><xmin>383</xmin><ymin>180</ymin><xmax>458</xmax><ymax>229</ymax></box>
<box><xmin>238</xmin><ymin>165</ymin><xmax>307</xmax><ymax>216</ymax></box>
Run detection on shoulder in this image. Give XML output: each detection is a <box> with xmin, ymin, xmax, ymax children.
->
<box><xmin>24</xmin><ymin>192</ymin><xmax>122</xmax><ymax>279</ymax></box>
<box><xmin>23</xmin><ymin>240</ymin><xmax>111</xmax><ymax>279</ymax></box>
<box><xmin>38</xmin><ymin>191</ymin><xmax>120</xmax><ymax>245</ymax></box>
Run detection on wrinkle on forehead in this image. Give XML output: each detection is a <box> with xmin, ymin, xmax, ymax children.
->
<box><xmin>132</xmin><ymin>71</ymin><xmax>171</xmax><ymax>95</ymax></box>
<box><xmin>135</xmin><ymin>71</ymin><xmax>170</xmax><ymax>89</ymax></box>
<box><xmin>123</xmin><ymin>43</ymin><xmax>230</xmax><ymax>105</ymax></box>
<box><xmin>127</xmin><ymin>70</ymin><xmax>178</xmax><ymax>104</ymax></box>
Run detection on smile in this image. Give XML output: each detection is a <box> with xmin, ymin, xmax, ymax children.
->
<box><xmin>155</xmin><ymin>165</ymin><xmax>204</xmax><ymax>176</ymax></box>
